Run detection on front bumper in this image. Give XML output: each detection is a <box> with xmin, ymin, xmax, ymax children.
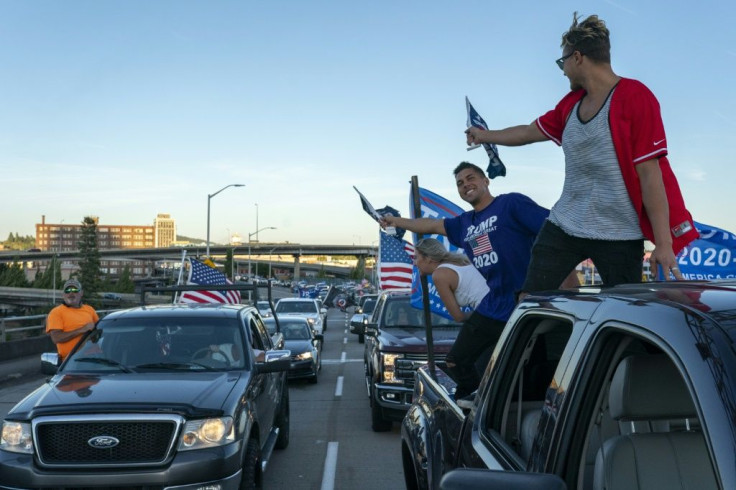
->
<box><xmin>0</xmin><ymin>440</ymin><xmax>243</xmax><ymax>489</ymax></box>
<box><xmin>373</xmin><ymin>382</ymin><xmax>413</xmax><ymax>420</ymax></box>
<box><xmin>288</xmin><ymin>359</ymin><xmax>317</xmax><ymax>379</ymax></box>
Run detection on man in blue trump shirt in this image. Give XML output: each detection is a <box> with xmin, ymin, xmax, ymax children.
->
<box><xmin>382</xmin><ymin>162</ymin><xmax>577</xmax><ymax>398</ymax></box>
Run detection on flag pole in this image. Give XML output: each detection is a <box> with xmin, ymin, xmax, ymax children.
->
<box><xmin>173</xmin><ymin>249</ymin><xmax>187</xmax><ymax>303</ymax></box>
<box><xmin>411</xmin><ymin>175</ymin><xmax>436</xmax><ymax>377</ymax></box>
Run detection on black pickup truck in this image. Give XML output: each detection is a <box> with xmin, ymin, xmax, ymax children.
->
<box><xmin>401</xmin><ymin>281</ymin><xmax>736</xmax><ymax>490</ymax></box>
<box><xmin>364</xmin><ymin>289</ymin><xmax>462</xmax><ymax>432</ymax></box>
<box><xmin>0</xmin><ymin>301</ymin><xmax>291</xmax><ymax>490</ymax></box>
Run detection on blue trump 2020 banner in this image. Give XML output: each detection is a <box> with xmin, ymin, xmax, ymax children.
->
<box><xmin>409</xmin><ymin>187</ymin><xmax>471</xmax><ymax>319</ymax></box>
<box><xmin>675</xmin><ymin>222</ymin><xmax>736</xmax><ymax>280</ymax></box>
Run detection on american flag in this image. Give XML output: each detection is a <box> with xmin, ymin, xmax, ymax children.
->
<box><xmin>466</xmin><ymin>96</ymin><xmax>507</xmax><ymax>179</ymax></box>
<box><xmin>378</xmin><ymin>232</ymin><xmax>415</xmax><ymax>290</ymax></box>
<box><xmin>469</xmin><ymin>234</ymin><xmax>493</xmax><ymax>255</ymax></box>
<box><xmin>178</xmin><ymin>258</ymin><xmax>241</xmax><ymax>304</ymax></box>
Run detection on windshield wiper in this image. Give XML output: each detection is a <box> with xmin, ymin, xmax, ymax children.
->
<box><xmin>134</xmin><ymin>362</ymin><xmax>216</xmax><ymax>371</ymax></box>
<box><xmin>73</xmin><ymin>357</ymin><xmax>134</xmax><ymax>373</ymax></box>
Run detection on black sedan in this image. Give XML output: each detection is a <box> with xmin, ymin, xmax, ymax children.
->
<box><xmin>279</xmin><ymin>317</ymin><xmax>323</xmax><ymax>383</ymax></box>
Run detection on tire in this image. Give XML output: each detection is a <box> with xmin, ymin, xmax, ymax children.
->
<box><xmin>309</xmin><ymin>364</ymin><xmax>319</xmax><ymax>384</ymax></box>
<box><xmin>370</xmin><ymin>382</ymin><xmax>392</xmax><ymax>432</ymax></box>
<box><xmin>274</xmin><ymin>387</ymin><xmax>290</xmax><ymax>449</ymax></box>
<box><xmin>358</xmin><ymin>333</ymin><xmax>365</xmax><ymax>344</ymax></box>
<box><xmin>240</xmin><ymin>438</ymin><xmax>262</xmax><ymax>490</ymax></box>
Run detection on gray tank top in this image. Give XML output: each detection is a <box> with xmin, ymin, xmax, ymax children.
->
<box><xmin>549</xmin><ymin>87</ymin><xmax>644</xmax><ymax>240</ymax></box>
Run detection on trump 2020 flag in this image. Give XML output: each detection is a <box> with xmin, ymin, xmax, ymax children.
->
<box><xmin>179</xmin><ymin>258</ymin><xmax>241</xmax><ymax>304</ymax></box>
<box><xmin>379</xmin><ymin>232</ymin><xmax>415</xmax><ymax>290</ymax></box>
<box><xmin>408</xmin><ymin>187</ymin><xmax>473</xmax><ymax>319</ymax></box>
<box><xmin>466</xmin><ymin>96</ymin><xmax>506</xmax><ymax>179</ymax></box>
<box><xmin>674</xmin><ymin>221</ymin><xmax>736</xmax><ymax>280</ymax></box>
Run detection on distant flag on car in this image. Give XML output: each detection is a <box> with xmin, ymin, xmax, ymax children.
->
<box><xmin>378</xmin><ymin>232</ymin><xmax>415</xmax><ymax>290</ymax></box>
<box><xmin>466</xmin><ymin>96</ymin><xmax>506</xmax><ymax>179</ymax></box>
<box><xmin>178</xmin><ymin>258</ymin><xmax>241</xmax><ymax>304</ymax></box>
<box><xmin>409</xmin><ymin>187</ymin><xmax>472</xmax><ymax>319</ymax></box>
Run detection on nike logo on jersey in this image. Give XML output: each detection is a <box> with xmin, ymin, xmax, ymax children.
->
<box><xmin>653</xmin><ymin>139</ymin><xmax>665</xmax><ymax>145</ymax></box>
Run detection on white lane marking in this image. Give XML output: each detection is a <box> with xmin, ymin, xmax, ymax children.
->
<box><xmin>340</xmin><ymin>352</ymin><xmax>346</xmax><ymax>362</ymax></box>
<box><xmin>322</xmin><ymin>359</ymin><xmax>362</xmax><ymax>364</ymax></box>
<box><xmin>343</xmin><ymin>337</ymin><xmax>348</xmax><ymax>344</ymax></box>
<box><xmin>344</xmin><ymin>328</ymin><xmax>348</xmax><ymax>334</ymax></box>
<box><xmin>335</xmin><ymin>376</ymin><xmax>344</xmax><ymax>397</ymax></box>
<box><xmin>320</xmin><ymin>441</ymin><xmax>339</xmax><ymax>490</ymax></box>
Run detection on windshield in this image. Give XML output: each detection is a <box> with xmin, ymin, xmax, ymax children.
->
<box><xmin>363</xmin><ymin>299</ymin><xmax>377</xmax><ymax>315</ymax></box>
<box><xmin>64</xmin><ymin>316</ymin><xmax>248</xmax><ymax>372</ymax></box>
<box><xmin>276</xmin><ymin>301</ymin><xmax>317</xmax><ymax>314</ymax></box>
<box><xmin>281</xmin><ymin>322</ymin><xmax>312</xmax><ymax>341</ymax></box>
<box><xmin>382</xmin><ymin>299</ymin><xmax>461</xmax><ymax>328</ymax></box>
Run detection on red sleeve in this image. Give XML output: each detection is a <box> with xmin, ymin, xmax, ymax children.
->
<box><xmin>626</xmin><ymin>81</ymin><xmax>668</xmax><ymax>164</ymax></box>
<box><xmin>535</xmin><ymin>90</ymin><xmax>584</xmax><ymax>146</ymax></box>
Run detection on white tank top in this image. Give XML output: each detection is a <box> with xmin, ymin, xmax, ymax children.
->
<box><xmin>436</xmin><ymin>263</ymin><xmax>490</xmax><ymax>309</ymax></box>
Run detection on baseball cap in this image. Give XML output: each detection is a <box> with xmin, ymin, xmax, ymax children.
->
<box><xmin>63</xmin><ymin>279</ymin><xmax>82</xmax><ymax>292</ymax></box>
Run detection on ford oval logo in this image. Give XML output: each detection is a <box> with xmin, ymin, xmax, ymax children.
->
<box><xmin>87</xmin><ymin>435</ymin><xmax>120</xmax><ymax>449</ymax></box>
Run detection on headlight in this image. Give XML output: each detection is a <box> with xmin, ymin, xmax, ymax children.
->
<box><xmin>381</xmin><ymin>353</ymin><xmax>404</xmax><ymax>384</ymax></box>
<box><xmin>1</xmin><ymin>421</ymin><xmax>33</xmax><ymax>454</ymax></box>
<box><xmin>307</xmin><ymin>318</ymin><xmax>315</xmax><ymax>325</ymax></box>
<box><xmin>295</xmin><ymin>351</ymin><xmax>313</xmax><ymax>360</ymax></box>
<box><xmin>178</xmin><ymin>417</ymin><xmax>234</xmax><ymax>451</ymax></box>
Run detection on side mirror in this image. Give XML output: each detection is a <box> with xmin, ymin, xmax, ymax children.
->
<box><xmin>313</xmin><ymin>334</ymin><xmax>324</xmax><ymax>342</ymax></box>
<box><xmin>440</xmin><ymin>469</ymin><xmax>567</xmax><ymax>490</ymax></box>
<box><xmin>255</xmin><ymin>350</ymin><xmax>291</xmax><ymax>374</ymax></box>
<box><xmin>364</xmin><ymin>323</ymin><xmax>378</xmax><ymax>337</ymax></box>
<box><xmin>41</xmin><ymin>352</ymin><xmax>59</xmax><ymax>375</ymax></box>
<box><xmin>321</xmin><ymin>308</ymin><xmax>327</xmax><ymax>315</ymax></box>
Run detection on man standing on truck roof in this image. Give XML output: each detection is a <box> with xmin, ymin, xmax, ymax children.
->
<box><xmin>465</xmin><ymin>12</ymin><xmax>697</xmax><ymax>293</ymax></box>
<box><xmin>46</xmin><ymin>279</ymin><xmax>98</xmax><ymax>362</ymax></box>
<box><xmin>382</xmin><ymin>162</ymin><xmax>577</xmax><ymax>399</ymax></box>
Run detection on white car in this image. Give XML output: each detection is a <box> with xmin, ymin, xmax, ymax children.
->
<box><xmin>274</xmin><ymin>298</ymin><xmax>326</xmax><ymax>334</ymax></box>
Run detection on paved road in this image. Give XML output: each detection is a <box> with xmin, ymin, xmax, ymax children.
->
<box><xmin>262</xmin><ymin>308</ymin><xmax>405</xmax><ymax>490</ymax></box>
<box><xmin>0</xmin><ymin>301</ymin><xmax>407</xmax><ymax>490</ymax></box>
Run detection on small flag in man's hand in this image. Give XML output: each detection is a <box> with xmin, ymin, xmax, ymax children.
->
<box><xmin>466</xmin><ymin>96</ymin><xmax>507</xmax><ymax>179</ymax></box>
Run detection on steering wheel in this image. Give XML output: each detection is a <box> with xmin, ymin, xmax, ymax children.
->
<box><xmin>192</xmin><ymin>347</ymin><xmax>229</xmax><ymax>366</ymax></box>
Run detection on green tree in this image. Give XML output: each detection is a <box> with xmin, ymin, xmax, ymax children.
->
<box><xmin>317</xmin><ymin>264</ymin><xmax>327</xmax><ymax>278</ymax></box>
<box><xmin>116</xmin><ymin>265</ymin><xmax>135</xmax><ymax>293</ymax></box>
<box><xmin>32</xmin><ymin>255</ymin><xmax>62</xmax><ymax>289</ymax></box>
<box><xmin>77</xmin><ymin>216</ymin><xmax>102</xmax><ymax>299</ymax></box>
<box><xmin>0</xmin><ymin>259</ymin><xmax>29</xmax><ymax>287</ymax></box>
<box><xmin>224</xmin><ymin>249</ymin><xmax>234</xmax><ymax>279</ymax></box>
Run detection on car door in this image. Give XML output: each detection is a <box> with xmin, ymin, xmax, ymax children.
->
<box><xmin>247</xmin><ymin>312</ymin><xmax>280</xmax><ymax>442</ymax></box>
<box><xmin>455</xmin><ymin>312</ymin><xmax>582</xmax><ymax>472</ymax></box>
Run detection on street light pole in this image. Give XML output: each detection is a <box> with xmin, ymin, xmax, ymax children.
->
<box><xmin>206</xmin><ymin>184</ymin><xmax>244</xmax><ymax>258</ymax></box>
<box><xmin>247</xmin><ymin>226</ymin><xmax>277</xmax><ymax>280</ymax></box>
<box><xmin>255</xmin><ymin>203</ymin><xmax>259</xmax><ymax>242</ymax></box>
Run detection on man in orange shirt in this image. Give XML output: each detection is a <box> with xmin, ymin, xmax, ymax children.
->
<box><xmin>46</xmin><ymin>279</ymin><xmax>99</xmax><ymax>361</ymax></box>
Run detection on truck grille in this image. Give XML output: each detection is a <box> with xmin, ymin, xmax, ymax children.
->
<box><xmin>396</xmin><ymin>353</ymin><xmax>446</xmax><ymax>388</ymax></box>
<box><xmin>33</xmin><ymin>414</ymin><xmax>182</xmax><ymax>467</ymax></box>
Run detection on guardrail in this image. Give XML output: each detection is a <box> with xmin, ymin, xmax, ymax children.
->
<box><xmin>0</xmin><ymin>310</ymin><xmax>117</xmax><ymax>343</ymax></box>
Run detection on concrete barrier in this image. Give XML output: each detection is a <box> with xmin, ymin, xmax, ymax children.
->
<box><xmin>0</xmin><ymin>336</ymin><xmax>55</xmax><ymax>361</ymax></box>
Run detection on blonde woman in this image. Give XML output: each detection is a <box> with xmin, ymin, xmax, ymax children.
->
<box><xmin>414</xmin><ymin>238</ymin><xmax>489</xmax><ymax>322</ymax></box>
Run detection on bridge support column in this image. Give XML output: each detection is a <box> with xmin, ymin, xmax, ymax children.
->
<box><xmin>293</xmin><ymin>254</ymin><xmax>301</xmax><ymax>280</ymax></box>
<box><xmin>357</xmin><ymin>255</ymin><xmax>366</xmax><ymax>279</ymax></box>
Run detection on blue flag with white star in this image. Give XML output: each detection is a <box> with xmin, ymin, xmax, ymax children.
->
<box><xmin>466</xmin><ymin>96</ymin><xmax>507</xmax><ymax>179</ymax></box>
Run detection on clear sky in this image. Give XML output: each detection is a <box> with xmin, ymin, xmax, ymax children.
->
<box><xmin>1</xmin><ymin>1</ymin><xmax>734</xmax><ymax>246</ymax></box>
